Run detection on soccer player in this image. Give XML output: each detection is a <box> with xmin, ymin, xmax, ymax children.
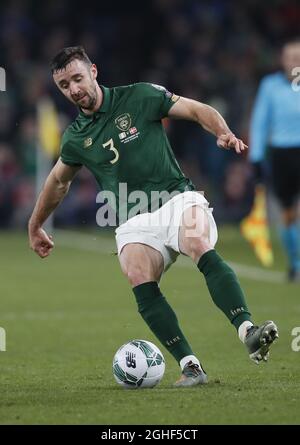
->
<box><xmin>28</xmin><ymin>46</ymin><xmax>278</xmax><ymax>387</ymax></box>
<box><xmin>249</xmin><ymin>39</ymin><xmax>300</xmax><ymax>281</ymax></box>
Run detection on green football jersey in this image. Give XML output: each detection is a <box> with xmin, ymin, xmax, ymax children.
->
<box><xmin>60</xmin><ymin>82</ymin><xmax>194</xmax><ymax>224</ymax></box>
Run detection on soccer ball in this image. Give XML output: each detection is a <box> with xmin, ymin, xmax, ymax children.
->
<box><xmin>112</xmin><ymin>339</ymin><xmax>165</xmax><ymax>389</ymax></box>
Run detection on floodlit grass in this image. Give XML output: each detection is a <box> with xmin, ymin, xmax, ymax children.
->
<box><xmin>0</xmin><ymin>227</ymin><xmax>299</xmax><ymax>424</ymax></box>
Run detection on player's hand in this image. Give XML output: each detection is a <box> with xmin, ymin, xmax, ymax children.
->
<box><xmin>29</xmin><ymin>227</ymin><xmax>54</xmax><ymax>258</ymax></box>
<box><xmin>217</xmin><ymin>133</ymin><xmax>248</xmax><ymax>154</ymax></box>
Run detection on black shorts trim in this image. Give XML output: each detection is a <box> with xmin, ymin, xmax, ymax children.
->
<box><xmin>270</xmin><ymin>147</ymin><xmax>300</xmax><ymax>208</ymax></box>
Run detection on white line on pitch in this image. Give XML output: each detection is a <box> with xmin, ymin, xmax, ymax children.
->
<box><xmin>54</xmin><ymin>229</ymin><xmax>285</xmax><ymax>284</ymax></box>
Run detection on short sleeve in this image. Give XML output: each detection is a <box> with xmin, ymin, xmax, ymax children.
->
<box><xmin>60</xmin><ymin>130</ymin><xmax>82</xmax><ymax>167</ymax></box>
<box><xmin>133</xmin><ymin>83</ymin><xmax>180</xmax><ymax>121</ymax></box>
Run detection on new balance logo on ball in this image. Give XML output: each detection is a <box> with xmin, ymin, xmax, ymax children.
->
<box><xmin>125</xmin><ymin>351</ymin><xmax>136</xmax><ymax>368</ymax></box>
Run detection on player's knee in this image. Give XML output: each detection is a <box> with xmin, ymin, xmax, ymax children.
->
<box><xmin>126</xmin><ymin>266</ymin><xmax>153</xmax><ymax>287</ymax></box>
<box><xmin>185</xmin><ymin>234</ymin><xmax>212</xmax><ymax>262</ymax></box>
<box><xmin>180</xmin><ymin>205</ymin><xmax>213</xmax><ymax>260</ymax></box>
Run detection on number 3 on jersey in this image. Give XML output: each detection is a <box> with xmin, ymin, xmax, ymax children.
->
<box><xmin>102</xmin><ymin>138</ymin><xmax>119</xmax><ymax>164</ymax></box>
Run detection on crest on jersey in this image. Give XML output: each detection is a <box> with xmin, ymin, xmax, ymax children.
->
<box><xmin>115</xmin><ymin>113</ymin><xmax>131</xmax><ymax>131</ymax></box>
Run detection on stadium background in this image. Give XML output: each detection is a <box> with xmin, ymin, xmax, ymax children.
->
<box><xmin>0</xmin><ymin>0</ymin><xmax>300</xmax><ymax>426</ymax></box>
<box><xmin>1</xmin><ymin>0</ymin><xmax>300</xmax><ymax>228</ymax></box>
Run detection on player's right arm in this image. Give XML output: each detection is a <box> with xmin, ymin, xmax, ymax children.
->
<box><xmin>28</xmin><ymin>159</ymin><xmax>81</xmax><ymax>258</ymax></box>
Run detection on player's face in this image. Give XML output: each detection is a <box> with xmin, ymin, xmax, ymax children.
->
<box><xmin>282</xmin><ymin>43</ymin><xmax>300</xmax><ymax>79</ymax></box>
<box><xmin>53</xmin><ymin>59</ymin><xmax>98</xmax><ymax>110</ymax></box>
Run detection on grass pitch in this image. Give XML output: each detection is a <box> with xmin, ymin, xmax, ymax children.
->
<box><xmin>0</xmin><ymin>227</ymin><xmax>299</xmax><ymax>425</ymax></box>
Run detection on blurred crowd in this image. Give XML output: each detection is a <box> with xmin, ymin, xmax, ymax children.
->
<box><xmin>1</xmin><ymin>0</ymin><xmax>299</xmax><ymax>228</ymax></box>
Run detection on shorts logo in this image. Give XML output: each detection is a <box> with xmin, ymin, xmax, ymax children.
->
<box><xmin>115</xmin><ymin>113</ymin><xmax>131</xmax><ymax>131</ymax></box>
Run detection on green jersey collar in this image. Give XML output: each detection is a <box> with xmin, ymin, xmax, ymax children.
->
<box><xmin>79</xmin><ymin>85</ymin><xmax>110</xmax><ymax>118</ymax></box>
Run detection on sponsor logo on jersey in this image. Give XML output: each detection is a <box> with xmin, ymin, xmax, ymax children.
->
<box><xmin>118</xmin><ymin>127</ymin><xmax>140</xmax><ymax>144</ymax></box>
<box><xmin>84</xmin><ymin>137</ymin><xmax>93</xmax><ymax>148</ymax></box>
<box><xmin>115</xmin><ymin>113</ymin><xmax>131</xmax><ymax>131</ymax></box>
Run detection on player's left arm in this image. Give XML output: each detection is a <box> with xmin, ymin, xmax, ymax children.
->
<box><xmin>168</xmin><ymin>96</ymin><xmax>247</xmax><ymax>154</ymax></box>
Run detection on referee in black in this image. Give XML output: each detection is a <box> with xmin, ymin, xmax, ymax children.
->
<box><xmin>249</xmin><ymin>39</ymin><xmax>300</xmax><ymax>281</ymax></box>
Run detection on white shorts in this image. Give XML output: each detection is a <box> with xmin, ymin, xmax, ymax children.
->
<box><xmin>115</xmin><ymin>191</ymin><xmax>218</xmax><ymax>272</ymax></box>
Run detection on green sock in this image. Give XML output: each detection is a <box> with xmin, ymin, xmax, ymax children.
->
<box><xmin>133</xmin><ymin>281</ymin><xmax>193</xmax><ymax>363</ymax></box>
<box><xmin>197</xmin><ymin>250</ymin><xmax>252</xmax><ymax>330</ymax></box>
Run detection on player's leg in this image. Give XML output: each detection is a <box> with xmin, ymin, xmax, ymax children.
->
<box><xmin>118</xmin><ymin>243</ymin><xmax>207</xmax><ymax>385</ymax></box>
<box><xmin>179</xmin><ymin>205</ymin><xmax>278</xmax><ymax>363</ymax></box>
<box><xmin>179</xmin><ymin>205</ymin><xmax>252</xmax><ymax>335</ymax></box>
<box><xmin>118</xmin><ymin>243</ymin><xmax>163</xmax><ymax>285</ymax></box>
<box><xmin>281</xmin><ymin>205</ymin><xmax>300</xmax><ymax>281</ymax></box>
<box><xmin>271</xmin><ymin>148</ymin><xmax>300</xmax><ymax>281</ymax></box>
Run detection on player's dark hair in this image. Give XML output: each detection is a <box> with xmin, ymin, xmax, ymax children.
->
<box><xmin>50</xmin><ymin>46</ymin><xmax>92</xmax><ymax>73</ymax></box>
